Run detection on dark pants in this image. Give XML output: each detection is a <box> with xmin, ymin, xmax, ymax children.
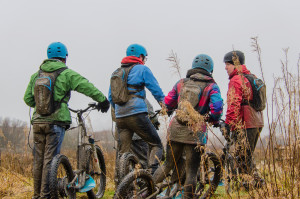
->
<box><xmin>114</xmin><ymin>130</ymin><xmax>149</xmax><ymax>187</ymax></box>
<box><xmin>234</xmin><ymin>127</ymin><xmax>262</xmax><ymax>175</ymax></box>
<box><xmin>116</xmin><ymin>113</ymin><xmax>163</xmax><ymax>174</ymax></box>
<box><xmin>32</xmin><ymin>124</ymin><xmax>65</xmax><ymax>199</ymax></box>
<box><xmin>153</xmin><ymin>141</ymin><xmax>202</xmax><ymax>199</ymax></box>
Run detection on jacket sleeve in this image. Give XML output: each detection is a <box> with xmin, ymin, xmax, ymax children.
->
<box><xmin>68</xmin><ymin>70</ymin><xmax>107</xmax><ymax>103</ymax></box>
<box><xmin>164</xmin><ymin>80</ymin><xmax>181</xmax><ymax>110</ymax></box>
<box><xmin>225</xmin><ymin>79</ymin><xmax>243</xmax><ymax>128</ymax></box>
<box><xmin>23</xmin><ymin>73</ymin><xmax>37</xmax><ymax>108</ymax></box>
<box><xmin>142</xmin><ymin>66</ymin><xmax>165</xmax><ymax>103</ymax></box>
<box><xmin>208</xmin><ymin>84</ymin><xmax>223</xmax><ymax>121</ymax></box>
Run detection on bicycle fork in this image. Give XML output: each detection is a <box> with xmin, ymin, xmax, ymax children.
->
<box><xmin>89</xmin><ymin>137</ymin><xmax>102</xmax><ymax>174</ymax></box>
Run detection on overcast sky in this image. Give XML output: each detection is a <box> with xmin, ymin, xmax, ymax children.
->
<box><xmin>0</xmin><ymin>0</ymin><xmax>300</xmax><ymax>132</ymax></box>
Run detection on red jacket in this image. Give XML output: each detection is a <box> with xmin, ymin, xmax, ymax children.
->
<box><xmin>225</xmin><ymin>65</ymin><xmax>264</xmax><ymax>130</ymax></box>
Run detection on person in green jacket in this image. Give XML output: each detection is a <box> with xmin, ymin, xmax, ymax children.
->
<box><xmin>24</xmin><ymin>42</ymin><xmax>110</xmax><ymax>199</ymax></box>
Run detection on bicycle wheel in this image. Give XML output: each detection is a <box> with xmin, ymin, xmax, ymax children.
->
<box><xmin>114</xmin><ymin>169</ymin><xmax>156</xmax><ymax>199</ymax></box>
<box><xmin>119</xmin><ymin>152</ymin><xmax>140</xmax><ymax>180</ymax></box>
<box><xmin>49</xmin><ymin>154</ymin><xmax>76</xmax><ymax>199</ymax></box>
<box><xmin>196</xmin><ymin>152</ymin><xmax>222</xmax><ymax>199</ymax></box>
<box><xmin>86</xmin><ymin>145</ymin><xmax>107</xmax><ymax>199</ymax></box>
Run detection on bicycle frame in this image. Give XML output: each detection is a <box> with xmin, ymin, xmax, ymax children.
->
<box><xmin>68</xmin><ymin>103</ymin><xmax>101</xmax><ymax>189</ymax></box>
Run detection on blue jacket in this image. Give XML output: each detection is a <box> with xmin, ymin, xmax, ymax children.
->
<box><xmin>108</xmin><ymin>56</ymin><xmax>165</xmax><ymax>118</ymax></box>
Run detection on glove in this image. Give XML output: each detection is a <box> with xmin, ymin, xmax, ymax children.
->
<box><xmin>220</xmin><ymin>122</ymin><xmax>231</xmax><ymax>141</ymax></box>
<box><xmin>97</xmin><ymin>98</ymin><xmax>110</xmax><ymax>113</ymax></box>
<box><xmin>167</xmin><ymin>110</ymin><xmax>174</xmax><ymax>117</ymax></box>
<box><xmin>153</xmin><ymin>121</ymin><xmax>160</xmax><ymax>130</ymax></box>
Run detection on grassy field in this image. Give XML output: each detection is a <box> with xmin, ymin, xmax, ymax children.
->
<box><xmin>0</xmin><ymin>165</ymin><xmax>251</xmax><ymax>199</ymax></box>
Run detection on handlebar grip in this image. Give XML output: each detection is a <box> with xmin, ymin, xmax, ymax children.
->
<box><xmin>88</xmin><ymin>102</ymin><xmax>97</xmax><ymax>107</ymax></box>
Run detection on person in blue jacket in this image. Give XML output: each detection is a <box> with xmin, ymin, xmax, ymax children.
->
<box><xmin>108</xmin><ymin>44</ymin><xmax>165</xmax><ymax>174</ymax></box>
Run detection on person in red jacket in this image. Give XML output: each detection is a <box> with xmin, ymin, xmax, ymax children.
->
<box><xmin>223</xmin><ymin>50</ymin><xmax>264</xmax><ymax>187</ymax></box>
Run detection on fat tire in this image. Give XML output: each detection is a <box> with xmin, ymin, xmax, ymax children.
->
<box><xmin>114</xmin><ymin>169</ymin><xmax>155</xmax><ymax>199</ymax></box>
<box><xmin>49</xmin><ymin>154</ymin><xmax>76</xmax><ymax>199</ymax></box>
<box><xmin>198</xmin><ymin>152</ymin><xmax>222</xmax><ymax>199</ymax></box>
<box><xmin>86</xmin><ymin>145</ymin><xmax>107</xmax><ymax>199</ymax></box>
<box><xmin>119</xmin><ymin>152</ymin><xmax>140</xmax><ymax>180</ymax></box>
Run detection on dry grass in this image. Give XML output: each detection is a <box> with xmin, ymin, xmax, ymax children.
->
<box><xmin>0</xmin><ymin>167</ymin><xmax>33</xmax><ymax>199</ymax></box>
<box><xmin>0</xmin><ymin>147</ymin><xmax>116</xmax><ymax>198</ymax></box>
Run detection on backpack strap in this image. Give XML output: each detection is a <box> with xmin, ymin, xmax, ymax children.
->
<box><xmin>240</xmin><ymin>73</ymin><xmax>253</xmax><ymax>106</ymax></box>
<box><xmin>51</xmin><ymin>67</ymin><xmax>69</xmax><ymax>110</ymax></box>
<box><xmin>122</xmin><ymin>64</ymin><xmax>145</xmax><ymax>100</ymax></box>
<box><xmin>193</xmin><ymin>80</ymin><xmax>214</xmax><ymax>114</ymax></box>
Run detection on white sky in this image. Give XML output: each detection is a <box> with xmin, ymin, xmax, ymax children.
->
<box><xmin>0</xmin><ymin>0</ymin><xmax>300</xmax><ymax>132</ymax></box>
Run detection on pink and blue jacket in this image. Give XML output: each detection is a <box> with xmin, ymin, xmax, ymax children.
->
<box><xmin>165</xmin><ymin>69</ymin><xmax>223</xmax><ymax>123</ymax></box>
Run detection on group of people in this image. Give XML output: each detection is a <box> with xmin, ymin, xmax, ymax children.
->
<box><xmin>24</xmin><ymin>42</ymin><xmax>264</xmax><ymax>199</ymax></box>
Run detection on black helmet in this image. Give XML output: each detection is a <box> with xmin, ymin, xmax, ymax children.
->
<box><xmin>223</xmin><ymin>50</ymin><xmax>245</xmax><ymax>65</ymax></box>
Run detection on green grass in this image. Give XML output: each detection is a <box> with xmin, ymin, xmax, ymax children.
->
<box><xmin>213</xmin><ymin>186</ymin><xmax>249</xmax><ymax>199</ymax></box>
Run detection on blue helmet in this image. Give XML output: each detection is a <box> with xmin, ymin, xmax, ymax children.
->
<box><xmin>192</xmin><ymin>54</ymin><xmax>214</xmax><ymax>73</ymax></box>
<box><xmin>47</xmin><ymin>42</ymin><xmax>68</xmax><ymax>59</ymax></box>
<box><xmin>126</xmin><ymin>44</ymin><xmax>148</xmax><ymax>57</ymax></box>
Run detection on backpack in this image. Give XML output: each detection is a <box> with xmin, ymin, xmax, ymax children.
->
<box><xmin>242</xmin><ymin>73</ymin><xmax>266</xmax><ymax>111</ymax></box>
<box><xmin>175</xmin><ymin>78</ymin><xmax>211</xmax><ymax>124</ymax></box>
<box><xmin>110</xmin><ymin>65</ymin><xmax>144</xmax><ymax>105</ymax></box>
<box><xmin>34</xmin><ymin>67</ymin><xmax>68</xmax><ymax>116</ymax></box>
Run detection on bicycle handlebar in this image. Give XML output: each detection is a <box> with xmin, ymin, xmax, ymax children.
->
<box><xmin>69</xmin><ymin>102</ymin><xmax>97</xmax><ymax>114</ymax></box>
<box><xmin>150</xmin><ymin>109</ymin><xmax>174</xmax><ymax>119</ymax></box>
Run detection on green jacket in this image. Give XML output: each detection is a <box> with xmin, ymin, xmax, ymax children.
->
<box><xmin>24</xmin><ymin>59</ymin><xmax>107</xmax><ymax>125</ymax></box>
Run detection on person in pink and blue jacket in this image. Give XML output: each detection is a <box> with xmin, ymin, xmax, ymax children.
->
<box><xmin>153</xmin><ymin>54</ymin><xmax>223</xmax><ymax>199</ymax></box>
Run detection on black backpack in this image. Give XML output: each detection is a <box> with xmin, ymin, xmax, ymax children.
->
<box><xmin>242</xmin><ymin>73</ymin><xmax>266</xmax><ymax>111</ymax></box>
<box><xmin>110</xmin><ymin>65</ymin><xmax>144</xmax><ymax>105</ymax></box>
<box><xmin>34</xmin><ymin>67</ymin><xmax>68</xmax><ymax>116</ymax></box>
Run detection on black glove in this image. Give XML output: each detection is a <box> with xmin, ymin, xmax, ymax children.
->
<box><xmin>97</xmin><ymin>98</ymin><xmax>110</xmax><ymax>113</ymax></box>
<box><xmin>153</xmin><ymin>121</ymin><xmax>160</xmax><ymax>130</ymax></box>
<box><xmin>220</xmin><ymin>122</ymin><xmax>231</xmax><ymax>141</ymax></box>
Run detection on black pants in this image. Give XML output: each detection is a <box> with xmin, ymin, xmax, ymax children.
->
<box><xmin>114</xmin><ymin>132</ymin><xmax>149</xmax><ymax>186</ymax></box>
<box><xmin>234</xmin><ymin>127</ymin><xmax>262</xmax><ymax>174</ymax></box>
<box><xmin>153</xmin><ymin>141</ymin><xmax>202</xmax><ymax>199</ymax></box>
<box><xmin>116</xmin><ymin>113</ymin><xmax>163</xmax><ymax>174</ymax></box>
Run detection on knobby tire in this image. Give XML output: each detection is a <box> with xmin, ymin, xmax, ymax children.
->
<box><xmin>49</xmin><ymin>154</ymin><xmax>76</xmax><ymax>199</ymax></box>
<box><xmin>114</xmin><ymin>169</ymin><xmax>155</xmax><ymax>199</ymax></box>
<box><xmin>86</xmin><ymin>145</ymin><xmax>107</xmax><ymax>199</ymax></box>
<box><xmin>197</xmin><ymin>152</ymin><xmax>222</xmax><ymax>199</ymax></box>
<box><xmin>119</xmin><ymin>152</ymin><xmax>140</xmax><ymax>180</ymax></box>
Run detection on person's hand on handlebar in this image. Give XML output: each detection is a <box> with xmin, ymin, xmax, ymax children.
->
<box><xmin>97</xmin><ymin>98</ymin><xmax>110</xmax><ymax>113</ymax></box>
<box><xmin>219</xmin><ymin>122</ymin><xmax>231</xmax><ymax>141</ymax></box>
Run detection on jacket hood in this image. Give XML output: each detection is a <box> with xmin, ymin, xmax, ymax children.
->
<box><xmin>121</xmin><ymin>56</ymin><xmax>144</xmax><ymax>65</ymax></box>
<box><xmin>40</xmin><ymin>59</ymin><xmax>66</xmax><ymax>72</ymax></box>
<box><xmin>186</xmin><ymin>68</ymin><xmax>214</xmax><ymax>82</ymax></box>
<box><xmin>229</xmin><ymin>65</ymin><xmax>251</xmax><ymax>79</ymax></box>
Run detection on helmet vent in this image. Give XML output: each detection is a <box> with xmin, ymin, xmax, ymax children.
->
<box><xmin>57</xmin><ymin>47</ymin><xmax>61</xmax><ymax>49</ymax></box>
<box><xmin>57</xmin><ymin>51</ymin><xmax>61</xmax><ymax>52</ymax></box>
<box><xmin>206</xmin><ymin>59</ymin><xmax>209</xmax><ymax>61</ymax></box>
<box><xmin>205</xmin><ymin>62</ymin><xmax>208</xmax><ymax>65</ymax></box>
